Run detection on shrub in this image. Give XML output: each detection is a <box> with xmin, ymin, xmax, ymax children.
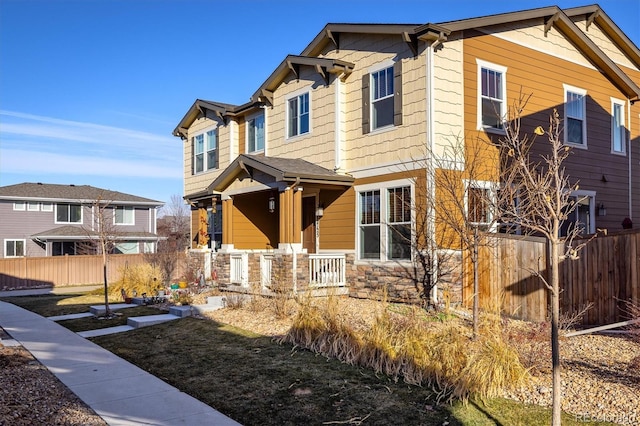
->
<box><xmin>114</xmin><ymin>263</ymin><xmax>163</xmax><ymax>298</ymax></box>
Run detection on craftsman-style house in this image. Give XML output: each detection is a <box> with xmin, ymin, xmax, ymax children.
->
<box><xmin>0</xmin><ymin>183</ymin><xmax>163</xmax><ymax>257</ymax></box>
<box><xmin>173</xmin><ymin>5</ymin><xmax>639</xmax><ymax>302</ymax></box>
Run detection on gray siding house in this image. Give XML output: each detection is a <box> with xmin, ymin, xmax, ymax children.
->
<box><xmin>0</xmin><ymin>183</ymin><xmax>163</xmax><ymax>258</ymax></box>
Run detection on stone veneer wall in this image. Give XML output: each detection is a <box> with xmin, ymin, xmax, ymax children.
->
<box><xmin>214</xmin><ymin>249</ymin><xmax>463</xmax><ymax>306</ymax></box>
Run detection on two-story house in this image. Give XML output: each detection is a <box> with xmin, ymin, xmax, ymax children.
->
<box><xmin>0</xmin><ymin>183</ymin><xmax>163</xmax><ymax>257</ymax></box>
<box><xmin>173</xmin><ymin>5</ymin><xmax>639</xmax><ymax>302</ymax></box>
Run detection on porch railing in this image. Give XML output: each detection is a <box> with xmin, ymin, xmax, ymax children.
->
<box><xmin>309</xmin><ymin>254</ymin><xmax>346</xmax><ymax>287</ymax></box>
<box><xmin>229</xmin><ymin>253</ymin><xmax>248</xmax><ymax>287</ymax></box>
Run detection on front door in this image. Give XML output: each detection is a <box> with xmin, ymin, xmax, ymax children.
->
<box><xmin>302</xmin><ymin>196</ymin><xmax>316</xmax><ymax>253</ymax></box>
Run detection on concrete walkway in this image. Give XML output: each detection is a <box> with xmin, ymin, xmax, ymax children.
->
<box><xmin>0</xmin><ymin>300</ymin><xmax>241</xmax><ymax>425</ymax></box>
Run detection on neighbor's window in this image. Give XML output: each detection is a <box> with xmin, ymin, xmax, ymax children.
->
<box><xmin>114</xmin><ymin>206</ymin><xmax>134</xmax><ymax>225</ymax></box>
<box><xmin>387</xmin><ymin>186</ymin><xmax>411</xmax><ymax>260</ymax></box>
<box><xmin>56</xmin><ymin>203</ymin><xmax>82</xmax><ymax>224</ymax></box>
<box><xmin>477</xmin><ymin>60</ymin><xmax>507</xmax><ymax>131</ymax></box>
<box><xmin>27</xmin><ymin>202</ymin><xmax>39</xmax><ymax>211</ymax></box>
<box><xmin>113</xmin><ymin>242</ymin><xmax>139</xmax><ymax>254</ymax></box>
<box><xmin>206</xmin><ymin>129</ymin><xmax>218</xmax><ymax>170</ymax></box>
<box><xmin>560</xmin><ymin>192</ymin><xmax>595</xmax><ymax>236</ymax></box>
<box><xmin>248</xmin><ymin>114</ymin><xmax>265</xmax><ymax>152</ymax></box>
<box><xmin>611</xmin><ymin>99</ymin><xmax>625</xmax><ymax>154</ymax></box>
<box><xmin>5</xmin><ymin>239</ymin><xmax>25</xmax><ymax>257</ymax></box>
<box><xmin>564</xmin><ymin>86</ymin><xmax>587</xmax><ymax>146</ymax></box>
<box><xmin>41</xmin><ymin>203</ymin><xmax>53</xmax><ymax>212</ymax></box>
<box><xmin>287</xmin><ymin>92</ymin><xmax>310</xmax><ymax>138</ymax></box>
<box><xmin>371</xmin><ymin>66</ymin><xmax>394</xmax><ymax>130</ymax></box>
<box><xmin>13</xmin><ymin>202</ymin><xmax>25</xmax><ymax>211</ymax></box>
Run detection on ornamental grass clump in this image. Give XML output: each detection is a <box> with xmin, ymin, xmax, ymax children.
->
<box><xmin>113</xmin><ymin>263</ymin><xmax>163</xmax><ymax>298</ymax></box>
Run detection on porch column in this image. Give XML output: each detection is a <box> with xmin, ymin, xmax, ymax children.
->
<box><xmin>279</xmin><ymin>189</ymin><xmax>290</xmax><ymax>243</ymax></box>
<box><xmin>221</xmin><ymin>196</ymin><xmax>233</xmax><ymax>248</ymax></box>
<box><xmin>292</xmin><ymin>187</ymin><xmax>302</xmax><ymax>244</ymax></box>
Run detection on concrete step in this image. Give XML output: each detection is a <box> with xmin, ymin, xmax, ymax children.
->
<box><xmin>78</xmin><ymin>325</ymin><xmax>135</xmax><ymax>338</ymax></box>
<box><xmin>127</xmin><ymin>314</ymin><xmax>180</xmax><ymax>328</ymax></box>
<box><xmin>89</xmin><ymin>303</ymin><xmax>138</xmax><ymax>316</ymax></box>
<box><xmin>48</xmin><ymin>312</ymin><xmax>95</xmax><ymax>321</ymax></box>
<box><xmin>168</xmin><ymin>306</ymin><xmax>192</xmax><ymax>318</ymax></box>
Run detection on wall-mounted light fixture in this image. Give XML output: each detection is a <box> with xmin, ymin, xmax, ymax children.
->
<box><xmin>316</xmin><ymin>203</ymin><xmax>324</xmax><ymax>217</ymax></box>
<box><xmin>597</xmin><ymin>203</ymin><xmax>606</xmax><ymax>217</ymax></box>
<box><xmin>268</xmin><ymin>195</ymin><xmax>276</xmax><ymax>213</ymax></box>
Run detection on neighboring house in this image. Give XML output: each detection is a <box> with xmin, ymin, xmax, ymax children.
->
<box><xmin>0</xmin><ymin>183</ymin><xmax>164</xmax><ymax>258</ymax></box>
<box><xmin>173</xmin><ymin>5</ymin><xmax>640</xmax><ymax>302</ymax></box>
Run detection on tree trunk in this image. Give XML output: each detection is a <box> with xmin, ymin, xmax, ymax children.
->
<box><xmin>103</xmin><ymin>251</ymin><xmax>110</xmax><ymax>317</ymax></box>
<box><xmin>472</xmin><ymin>226</ymin><xmax>479</xmax><ymax>339</ymax></box>
<box><xmin>550</xmin><ymin>239</ymin><xmax>562</xmax><ymax>426</ymax></box>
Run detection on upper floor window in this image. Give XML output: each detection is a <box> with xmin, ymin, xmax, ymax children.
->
<box><xmin>477</xmin><ymin>60</ymin><xmax>507</xmax><ymax>132</ymax></box>
<box><xmin>192</xmin><ymin>129</ymin><xmax>218</xmax><ymax>174</ymax></box>
<box><xmin>611</xmin><ymin>99</ymin><xmax>626</xmax><ymax>154</ymax></box>
<box><xmin>56</xmin><ymin>203</ymin><xmax>82</xmax><ymax>224</ymax></box>
<box><xmin>362</xmin><ymin>61</ymin><xmax>402</xmax><ymax>134</ymax></box>
<box><xmin>114</xmin><ymin>206</ymin><xmax>134</xmax><ymax>225</ymax></box>
<box><xmin>564</xmin><ymin>85</ymin><xmax>587</xmax><ymax>146</ymax></box>
<box><xmin>371</xmin><ymin>66</ymin><xmax>394</xmax><ymax>130</ymax></box>
<box><xmin>287</xmin><ymin>92</ymin><xmax>310</xmax><ymax>138</ymax></box>
<box><xmin>248</xmin><ymin>113</ymin><xmax>265</xmax><ymax>153</ymax></box>
<box><xmin>13</xmin><ymin>202</ymin><xmax>25</xmax><ymax>211</ymax></box>
<box><xmin>5</xmin><ymin>239</ymin><xmax>25</xmax><ymax>257</ymax></box>
<box><xmin>28</xmin><ymin>202</ymin><xmax>39</xmax><ymax>211</ymax></box>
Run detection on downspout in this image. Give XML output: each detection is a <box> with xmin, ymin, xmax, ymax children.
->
<box><xmin>627</xmin><ymin>99</ymin><xmax>633</xmax><ymax>220</ymax></box>
<box><xmin>426</xmin><ymin>39</ymin><xmax>440</xmax><ymax>305</ymax></box>
<box><xmin>334</xmin><ymin>73</ymin><xmax>343</xmax><ymax>172</ymax></box>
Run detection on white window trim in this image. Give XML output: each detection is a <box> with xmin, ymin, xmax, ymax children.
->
<box><xmin>246</xmin><ymin>111</ymin><xmax>265</xmax><ymax>154</ymax></box>
<box><xmin>13</xmin><ymin>201</ymin><xmax>25</xmax><ymax>211</ymax></box>
<box><xmin>476</xmin><ymin>59</ymin><xmax>507</xmax><ymax>134</ymax></box>
<box><xmin>27</xmin><ymin>202</ymin><xmax>39</xmax><ymax>211</ymax></box>
<box><xmin>563</xmin><ymin>84</ymin><xmax>588</xmax><ymax>149</ymax></box>
<box><xmin>569</xmin><ymin>189</ymin><xmax>596</xmax><ymax>234</ymax></box>
<box><xmin>5</xmin><ymin>239</ymin><xmax>26</xmax><ymax>258</ymax></box>
<box><xmin>193</xmin><ymin>126</ymin><xmax>219</xmax><ymax>174</ymax></box>
<box><xmin>41</xmin><ymin>203</ymin><xmax>53</xmax><ymax>212</ymax></box>
<box><xmin>355</xmin><ymin>179</ymin><xmax>415</xmax><ymax>263</ymax></box>
<box><xmin>369</xmin><ymin>59</ymin><xmax>396</xmax><ymax>132</ymax></box>
<box><xmin>113</xmin><ymin>206</ymin><xmax>135</xmax><ymax>226</ymax></box>
<box><xmin>54</xmin><ymin>203</ymin><xmax>83</xmax><ymax>224</ymax></box>
<box><xmin>610</xmin><ymin>97</ymin><xmax>626</xmax><ymax>155</ymax></box>
<box><xmin>285</xmin><ymin>86</ymin><xmax>312</xmax><ymax>141</ymax></box>
<box><xmin>464</xmin><ymin>179</ymin><xmax>499</xmax><ymax>232</ymax></box>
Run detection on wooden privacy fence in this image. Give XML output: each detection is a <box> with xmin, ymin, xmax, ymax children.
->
<box><xmin>0</xmin><ymin>254</ymin><xmax>148</xmax><ymax>290</ymax></box>
<box><xmin>463</xmin><ymin>229</ymin><xmax>640</xmax><ymax>326</ymax></box>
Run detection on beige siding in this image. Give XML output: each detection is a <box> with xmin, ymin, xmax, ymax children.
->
<box><xmin>573</xmin><ymin>19</ymin><xmax>638</xmax><ymax>71</ymax></box>
<box><xmin>433</xmin><ymin>36</ymin><xmax>465</xmax><ymax>161</ymax></box>
<box><xmin>486</xmin><ymin>18</ymin><xmax>595</xmax><ymax>70</ymax></box>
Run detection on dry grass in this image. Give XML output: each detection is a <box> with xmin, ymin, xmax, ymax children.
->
<box><xmin>279</xmin><ymin>294</ymin><xmax>530</xmax><ymax>403</ymax></box>
<box><xmin>112</xmin><ymin>263</ymin><xmax>163</xmax><ymax>298</ymax></box>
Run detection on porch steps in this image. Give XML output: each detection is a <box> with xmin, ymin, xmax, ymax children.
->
<box><xmin>78</xmin><ymin>325</ymin><xmax>135</xmax><ymax>338</ymax></box>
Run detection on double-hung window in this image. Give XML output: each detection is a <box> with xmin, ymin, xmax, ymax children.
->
<box><xmin>56</xmin><ymin>203</ymin><xmax>82</xmax><ymax>224</ymax></box>
<box><xmin>564</xmin><ymin>85</ymin><xmax>587</xmax><ymax>146</ymax></box>
<box><xmin>114</xmin><ymin>206</ymin><xmax>134</xmax><ymax>225</ymax></box>
<box><xmin>206</xmin><ymin>129</ymin><xmax>218</xmax><ymax>170</ymax></box>
<box><xmin>247</xmin><ymin>113</ymin><xmax>265</xmax><ymax>153</ymax></box>
<box><xmin>5</xmin><ymin>239</ymin><xmax>25</xmax><ymax>257</ymax></box>
<box><xmin>477</xmin><ymin>60</ymin><xmax>507</xmax><ymax>131</ymax></box>
<box><xmin>371</xmin><ymin>66</ymin><xmax>394</xmax><ymax>129</ymax></box>
<box><xmin>287</xmin><ymin>92</ymin><xmax>310</xmax><ymax>138</ymax></box>
<box><xmin>466</xmin><ymin>180</ymin><xmax>499</xmax><ymax>232</ymax></box>
<box><xmin>358</xmin><ymin>182</ymin><xmax>413</xmax><ymax>261</ymax></box>
<box><xmin>193</xmin><ymin>129</ymin><xmax>218</xmax><ymax>174</ymax></box>
<box><xmin>611</xmin><ymin>99</ymin><xmax>626</xmax><ymax>154</ymax></box>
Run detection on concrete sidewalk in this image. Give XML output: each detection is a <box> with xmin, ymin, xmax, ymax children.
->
<box><xmin>0</xmin><ymin>301</ymin><xmax>241</xmax><ymax>426</ymax></box>
<box><xmin>0</xmin><ymin>285</ymin><xmax>102</xmax><ymax>297</ymax></box>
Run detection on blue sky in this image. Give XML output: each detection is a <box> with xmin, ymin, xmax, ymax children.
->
<box><xmin>1</xmin><ymin>0</ymin><xmax>638</xmax><ymax>208</ymax></box>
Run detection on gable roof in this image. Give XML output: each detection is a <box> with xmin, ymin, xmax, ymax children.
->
<box><xmin>0</xmin><ymin>183</ymin><xmax>163</xmax><ymax>206</ymax></box>
<box><xmin>172</xmin><ymin>99</ymin><xmax>263</xmax><ymax>140</ymax></box>
<box><xmin>31</xmin><ymin>225</ymin><xmax>158</xmax><ymax>241</ymax></box>
<box><xmin>208</xmin><ymin>154</ymin><xmax>354</xmax><ymax>193</ymax></box>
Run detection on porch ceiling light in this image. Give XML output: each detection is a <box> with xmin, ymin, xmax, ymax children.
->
<box><xmin>268</xmin><ymin>195</ymin><xmax>276</xmax><ymax>213</ymax></box>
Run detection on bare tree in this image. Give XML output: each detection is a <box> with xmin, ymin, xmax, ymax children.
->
<box><xmin>149</xmin><ymin>194</ymin><xmax>190</xmax><ymax>285</ymax></box>
<box><xmin>498</xmin><ymin>97</ymin><xmax>596</xmax><ymax>426</ymax></box>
